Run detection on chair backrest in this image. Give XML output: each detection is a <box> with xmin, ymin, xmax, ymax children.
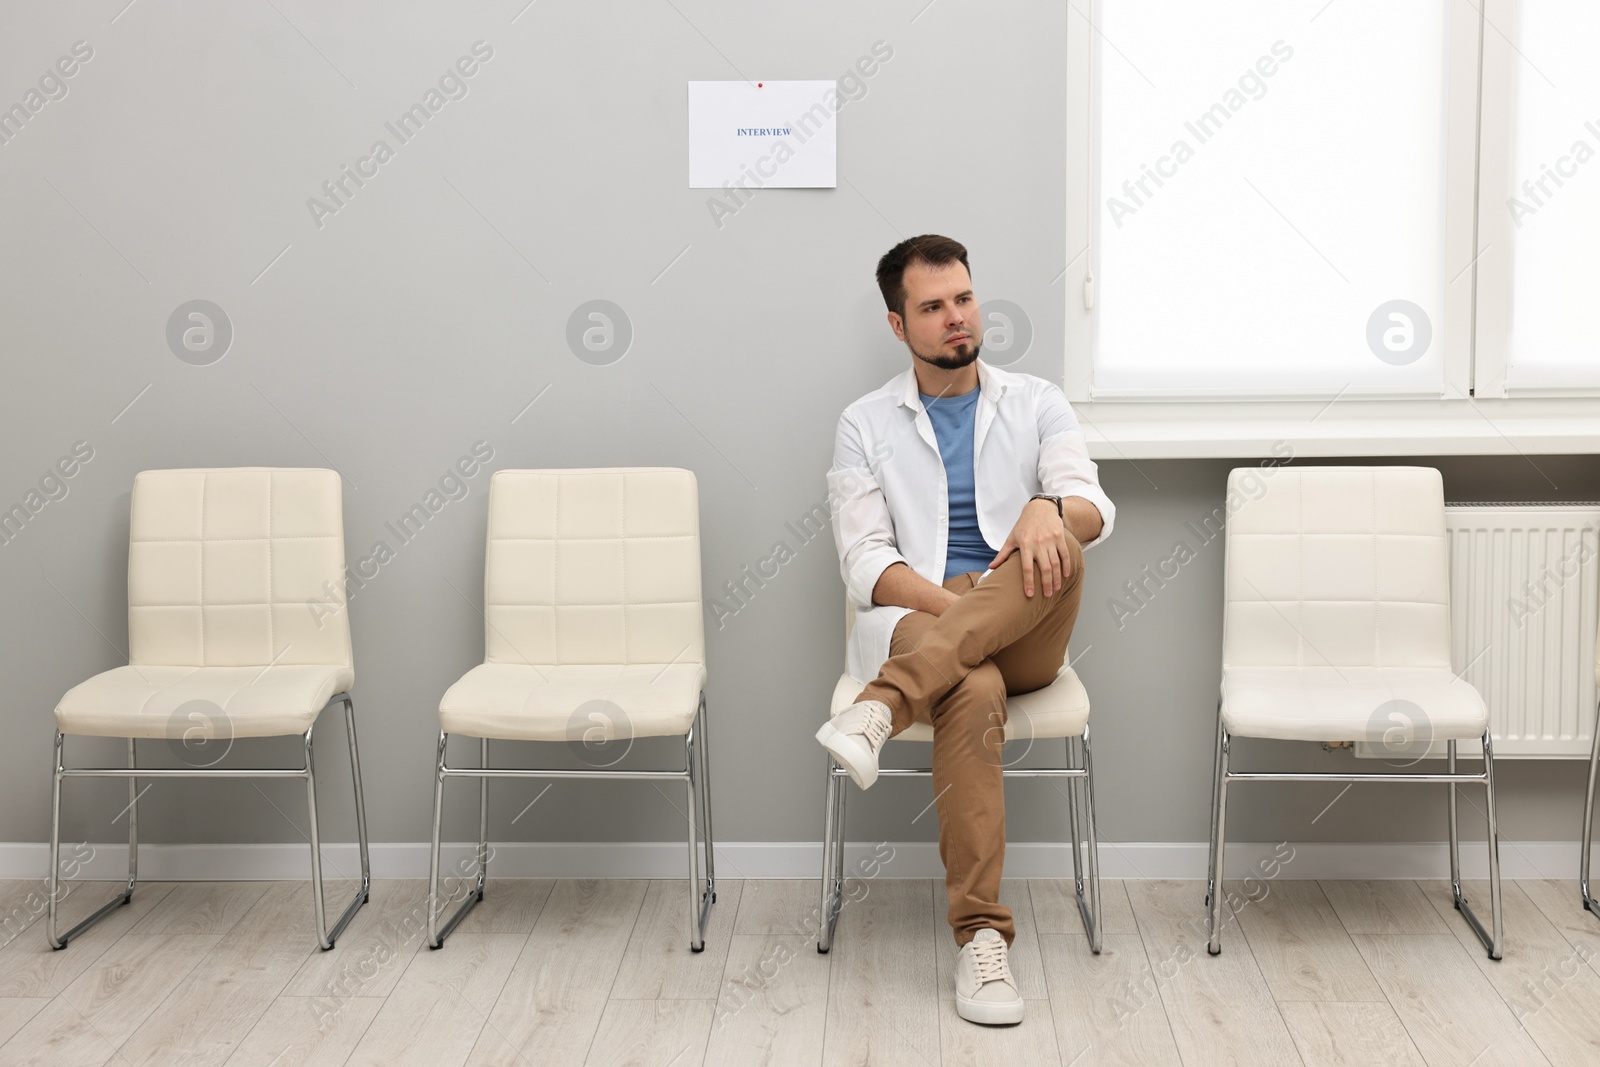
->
<box><xmin>484</xmin><ymin>468</ymin><xmax>703</xmax><ymax>667</ymax></box>
<box><xmin>128</xmin><ymin>467</ymin><xmax>352</xmax><ymax>669</ymax></box>
<box><xmin>1222</xmin><ymin>466</ymin><xmax>1451</xmax><ymax>670</ymax></box>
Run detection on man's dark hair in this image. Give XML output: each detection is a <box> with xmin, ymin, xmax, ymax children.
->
<box><xmin>875</xmin><ymin>234</ymin><xmax>970</xmax><ymax>317</ymax></box>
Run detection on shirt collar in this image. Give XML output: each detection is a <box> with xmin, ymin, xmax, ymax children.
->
<box><xmin>898</xmin><ymin>359</ymin><xmax>1003</xmax><ymax>413</ymax></box>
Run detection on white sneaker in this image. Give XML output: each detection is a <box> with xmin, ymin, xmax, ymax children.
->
<box><xmin>815</xmin><ymin>700</ymin><xmax>892</xmax><ymax>789</ymax></box>
<box><xmin>954</xmin><ymin>928</ymin><xmax>1024</xmax><ymax>1025</ymax></box>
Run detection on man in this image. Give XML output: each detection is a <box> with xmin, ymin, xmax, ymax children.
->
<box><xmin>817</xmin><ymin>235</ymin><xmax>1114</xmax><ymax>1026</ymax></box>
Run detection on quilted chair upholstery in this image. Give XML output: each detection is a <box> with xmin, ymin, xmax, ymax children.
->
<box><xmin>56</xmin><ymin>467</ymin><xmax>353</xmax><ymax>739</ymax></box>
<box><xmin>439</xmin><ymin>467</ymin><xmax>706</xmax><ymax>740</ymax></box>
<box><xmin>1220</xmin><ymin>465</ymin><xmax>1486</xmax><ymax>742</ymax></box>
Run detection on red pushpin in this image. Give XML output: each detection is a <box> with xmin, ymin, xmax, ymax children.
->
<box><xmin>757</xmin><ymin>82</ymin><xmax>763</xmax><ymax>87</ymax></box>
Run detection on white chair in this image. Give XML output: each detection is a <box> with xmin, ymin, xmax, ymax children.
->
<box><xmin>1581</xmin><ymin>581</ymin><xmax>1600</xmax><ymax>918</ymax></box>
<box><xmin>817</xmin><ymin>599</ymin><xmax>1101</xmax><ymax>953</ymax></box>
<box><xmin>1207</xmin><ymin>466</ymin><xmax>1502</xmax><ymax>958</ymax></box>
<box><xmin>428</xmin><ymin>468</ymin><xmax>715</xmax><ymax>950</ymax></box>
<box><xmin>49</xmin><ymin>467</ymin><xmax>369</xmax><ymax>950</ymax></box>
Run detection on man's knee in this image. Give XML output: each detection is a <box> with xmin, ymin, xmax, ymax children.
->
<box><xmin>997</xmin><ymin>533</ymin><xmax>1085</xmax><ymax>598</ymax></box>
<box><xmin>956</xmin><ymin>660</ymin><xmax>1005</xmax><ymax>702</ymax></box>
<box><xmin>934</xmin><ymin>662</ymin><xmax>1006</xmax><ymax>742</ymax></box>
<box><xmin>1065</xmin><ymin>530</ymin><xmax>1085</xmax><ymax>582</ymax></box>
<box><xmin>1065</xmin><ymin>528</ymin><xmax>1085</xmax><ymax>565</ymax></box>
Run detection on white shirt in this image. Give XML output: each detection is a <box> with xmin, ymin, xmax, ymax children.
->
<box><xmin>827</xmin><ymin>360</ymin><xmax>1115</xmax><ymax>682</ymax></box>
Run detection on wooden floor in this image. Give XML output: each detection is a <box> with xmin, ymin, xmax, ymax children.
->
<box><xmin>1</xmin><ymin>875</ymin><xmax>1598</xmax><ymax>1065</ymax></box>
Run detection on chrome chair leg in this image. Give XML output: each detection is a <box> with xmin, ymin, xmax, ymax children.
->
<box><xmin>304</xmin><ymin>727</ymin><xmax>331</xmax><ymax>950</ymax></box>
<box><xmin>476</xmin><ymin>737</ymin><xmax>489</xmax><ymax>901</ymax></box>
<box><xmin>427</xmin><ymin>713</ymin><xmax>714</xmax><ymax>953</ymax></box>
<box><xmin>1078</xmin><ymin>725</ymin><xmax>1103</xmax><ymax>954</ymax></box>
<box><xmin>427</xmin><ymin>731</ymin><xmax>448</xmax><ymax>948</ymax></box>
<box><xmin>46</xmin><ymin>732</ymin><xmax>64</xmax><ymax>949</ymax></box>
<box><xmin>1205</xmin><ymin>701</ymin><xmax>1223</xmax><ymax>911</ymax></box>
<box><xmin>831</xmin><ymin>766</ymin><xmax>848</xmax><ymax>911</ymax></box>
<box><xmin>1582</xmin><ymin>699</ymin><xmax>1600</xmax><ymax>917</ymax></box>
<box><xmin>124</xmin><ymin>738</ymin><xmax>138</xmax><ymax>902</ymax></box>
<box><xmin>47</xmin><ymin>733</ymin><xmax>137</xmax><ymax>950</ymax></box>
<box><xmin>429</xmin><ymin>731</ymin><xmax>486</xmax><ymax>949</ymax></box>
<box><xmin>1206</xmin><ymin>728</ymin><xmax>1231</xmax><ymax>955</ymax></box>
<box><xmin>1484</xmin><ymin>729</ymin><xmax>1505</xmax><ymax>960</ymax></box>
<box><xmin>343</xmin><ymin>696</ymin><xmax>371</xmax><ymax>907</ymax></box>
<box><xmin>1448</xmin><ymin>739</ymin><xmax>1463</xmax><ymax>907</ymax></box>
<box><xmin>49</xmin><ymin>695</ymin><xmax>366</xmax><ymax>953</ymax></box>
<box><xmin>1065</xmin><ymin>737</ymin><xmax>1084</xmax><ymax>890</ymax></box>
<box><xmin>684</xmin><ymin>724</ymin><xmax>706</xmax><ymax>952</ymax></box>
<box><xmin>1446</xmin><ymin>731</ymin><xmax>1503</xmax><ymax>960</ymax></box>
<box><xmin>817</xmin><ymin>761</ymin><xmax>841</xmax><ymax>953</ymax></box>
<box><xmin>696</xmin><ymin>694</ymin><xmax>717</xmax><ymax>902</ymax></box>
<box><xmin>303</xmin><ymin>698</ymin><xmax>369</xmax><ymax>952</ymax></box>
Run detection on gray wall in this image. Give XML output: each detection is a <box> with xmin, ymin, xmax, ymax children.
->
<box><xmin>2</xmin><ymin>0</ymin><xmax>1594</xmax><ymax>856</ymax></box>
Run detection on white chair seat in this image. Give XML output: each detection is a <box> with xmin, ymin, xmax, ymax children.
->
<box><xmin>55</xmin><ymin>664</ymin><xmax>354</xmax><ymax>739</ymax></box>
<box><xmin>1221</xmin><ymin>665</ymin><xmax>1488</xmax><ymax>742</ymax></box>
<box><xmin>439</xmin><ymin>662</ymin><xmax>708</xmax><ymax>741</ymax></box>
<box><xmin>829</xmin><ymin>665</ymin><xmax>1090</xmax><ymax>742</ymax></box>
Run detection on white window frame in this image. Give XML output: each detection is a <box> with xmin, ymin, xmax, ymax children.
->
<box><xmin>1473</xmin><ymin>0</ymin><xmax>1600</xmax><ymax>398</ymax></box>
<box><xmin>1062</xmin><ymin>0</ymin><xmax>1600</xmax><ymax>458</ymax></box>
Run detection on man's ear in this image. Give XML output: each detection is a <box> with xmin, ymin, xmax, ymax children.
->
<box><xmin>886</xmin><ymin>311</ymin><xmax>906</xmax><ymax>342</ymax></box>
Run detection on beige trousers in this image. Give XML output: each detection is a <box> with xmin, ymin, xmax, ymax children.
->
<box><xmin>856</xmin><ymin>535</ymin><xmax>1086</xmax><ymax>947</ymax></box>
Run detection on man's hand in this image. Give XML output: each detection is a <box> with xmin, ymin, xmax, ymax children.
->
<box><xmin>988</xmin><ymin>499</ymin><xmax>1071</xmax><ymax>597</ymax></box>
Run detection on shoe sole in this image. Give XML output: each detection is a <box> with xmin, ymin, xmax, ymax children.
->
<box><xmin>955</xmin><ymin>992</ymin><xmax>1025</xmax><ymax>1026</ymax></box>
<box><xmin>815</xmin><ymin>720</ymin><xmax>878</xmax><ymax>790</ymax></box>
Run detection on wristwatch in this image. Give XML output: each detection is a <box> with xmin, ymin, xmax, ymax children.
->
<box><xmin>1029</xmin><ymin>493</ymin><xmax>1063</xmax><ymax>518</ymax></box>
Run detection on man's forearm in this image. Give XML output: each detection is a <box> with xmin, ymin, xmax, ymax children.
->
<box><xmin>871</xmin><ymin>561</ymin><xmax>960</xmax><ymax>616</ymax></box>
<box><xmin>1063</xmin><ymin>496</ymin><xmax>1103</xmax><ymax>545</ymax></box>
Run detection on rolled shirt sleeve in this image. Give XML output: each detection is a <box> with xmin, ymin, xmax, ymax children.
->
<box><xmin>1035</xmin><ymin>385</ymin><xmax>1115</xmax><ymax>548</ymax></box>
<box><xmin>827</xmin><ymin>411</ymin><xmax>910</xmax><ymax>609</ymax></box>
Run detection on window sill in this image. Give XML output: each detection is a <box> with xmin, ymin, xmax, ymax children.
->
<box><xmin>1073</xmin><ymin>397</ymin><xmax>1600</xmax><ymax>460</ymax></box>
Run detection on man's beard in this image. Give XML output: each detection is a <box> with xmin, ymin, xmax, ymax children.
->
<box><xmin>912</xmin><ymin>339</ymin><xmax>981</xmax><ymax>370</ymax></box>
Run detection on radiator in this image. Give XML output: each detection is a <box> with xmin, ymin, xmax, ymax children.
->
<box><xmin>1359</xmin><ymin>504</ymin><xmax>1600</xmax><ymax>759</ymax></box>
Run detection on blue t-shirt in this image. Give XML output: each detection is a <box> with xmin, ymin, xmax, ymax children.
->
<box><xmin>921</xmin><ymin>388</ymin><xmax>996</xmax><ymax>580</ymax></box>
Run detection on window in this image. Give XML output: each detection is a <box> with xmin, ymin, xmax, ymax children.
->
<box><xmin>1475</xmin><ymin>0</ymin><xmax>1600</xmax><ymax>394</ymax></box>
<box><xmin>1088</xmin><ymin>1</ymin><xmax>1461</xmax><ymax>398</ymax></box>
<box><xmin>1063</xmin><ymin>0</ymin><xmax>1598</xmax><ymax>453</ymax></box>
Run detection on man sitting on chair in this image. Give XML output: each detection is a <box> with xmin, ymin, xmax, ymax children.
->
<box><xmin>817</xmin><ymin>234</ymin><xmax>1114</xmax><ymax>1026</ymax></box>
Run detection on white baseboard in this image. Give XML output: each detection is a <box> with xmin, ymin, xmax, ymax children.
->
<box><xmin>0</xmin><ymin>839</ymin><xmax>1581</xmax><ymax>882</ymax></box>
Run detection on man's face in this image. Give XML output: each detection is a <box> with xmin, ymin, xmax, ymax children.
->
<box><xmin>889</xmin><ymin>260</ymin><xmax>981</xmax><ymax>370</ymax></box>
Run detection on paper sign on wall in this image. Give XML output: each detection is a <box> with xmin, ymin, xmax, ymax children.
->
<box><xmin>688</xmin><ymin>80</ymin><xmax>837</xmax><ymax>189</ymax></box>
